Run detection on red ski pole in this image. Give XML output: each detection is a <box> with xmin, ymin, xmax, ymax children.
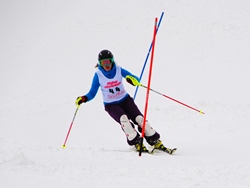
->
<box><xmin>140</xmin><ymin>84</ymin><xmax>205</xmax><ymax>114</ymax></box>
<box><xmin>62</xmin><ymin>106</ymin><xmax>80</xmax><ymax>148</ymax></box>
<box><xmin>139</xmin><ymin>17</ymin><xmax>158</xmax><ymax>156</ymax></box>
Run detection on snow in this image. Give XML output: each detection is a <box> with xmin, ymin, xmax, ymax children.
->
<box><xmin>1</xmin><ymin>0</ymin><xmax>250</xmax><ymax>187</ymax></box>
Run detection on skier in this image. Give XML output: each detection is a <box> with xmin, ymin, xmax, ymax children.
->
<box><xmin>76</xmin><ymin>49</ymin><xmax>174</xmax><ymax>153</ymax></box>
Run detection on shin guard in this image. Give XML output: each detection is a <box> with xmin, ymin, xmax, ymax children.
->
<box><xmin>135</xmin><ymin>115</ymin><xmax>156</xmax><ymax>137</ymax></box>
<box><xmin>120</xmin><ymin>115</ymin><xmax>138</xmax><ymax>145</ymax></box>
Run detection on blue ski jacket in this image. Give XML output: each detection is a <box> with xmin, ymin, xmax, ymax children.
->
<box><xmin>84</xmin><ymin>63</ymin><xmax>140</xmax><ymax>105</ymax></box>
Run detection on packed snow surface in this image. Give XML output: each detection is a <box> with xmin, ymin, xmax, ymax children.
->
<box><xmin>1</xmin><ymin>1</ymin><xmax>250</xmax><ymax>187</ymax></box>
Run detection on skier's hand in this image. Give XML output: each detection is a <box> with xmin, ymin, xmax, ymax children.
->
<box><xmin>76</xmin><ymin>96</ymin><xmax>87</xmax><ymax>107</ymax></box>
<box><xmin>126</xmin><ymin>75</ymin><xmax>141</xmax><ymax>86</ymax></box>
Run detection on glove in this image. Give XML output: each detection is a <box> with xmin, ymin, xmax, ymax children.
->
<box><xmin>76</xmin><ymin>96</ymin><xmax>87</xmax><ymax>106</ymax></box>
<box><xmin>126</xmin><ymin>75</ymin><xmax>141</xmax><ymax>86</ymax></box>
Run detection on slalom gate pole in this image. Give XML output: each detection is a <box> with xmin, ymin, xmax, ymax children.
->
<box><xmin>139</xmin><ymin>18</ymin><xmax>158</xmax><ymax>157</ymax></box>
<box><xmin>133</xmin><ymin>12</ymin><xmax>164</xmax><ymax>100</ymax></box>
<box><xmin>140</xmin><ymin>84</ymin><xmax>205</xmax><ymax>114</ymax></box>
<box><xmin>62</xmin><ymin>106</ymin><xmax>80</xmax><ymax>148</ymax></box>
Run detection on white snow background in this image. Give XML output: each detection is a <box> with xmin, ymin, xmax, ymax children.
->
<box><xmin>1</xmin><ymin>0</ymin><xmax>250</xmax><ymax>187</ymax></box>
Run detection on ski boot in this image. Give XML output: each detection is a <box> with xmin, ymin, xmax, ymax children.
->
<box><xmin>134</xmin><ymin>138</ymin><xmax>149</xmax><ymax>153</ymax></box>
<box><xmin>151</xmin><ymin>140</ymin><xmax>176</xmax><ymax>154</ymax></box>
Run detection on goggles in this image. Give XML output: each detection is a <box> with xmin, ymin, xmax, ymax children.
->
<box><xmin>99</xmin><ymin>58</ymin><xmax>113</xmax><ymax>67</ymax></box>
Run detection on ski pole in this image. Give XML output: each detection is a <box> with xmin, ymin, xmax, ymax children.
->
<box><xmin>134</xmin><ymin>12</ymin><xmax>164</xmax><ymax>100</ymax></box>
<box><xmin>140</xmin><ymin>84</ymin><xmax>205</xmax><ymax>114</ymax></box>
<box><xmin>62</xmin><ymin>106</ymin><xmax>80</xmax><ymax>148</ymax></box>
<box><xmin>139</xmin><ymin>17</ymin><xmax>158</xmax><ymax>156</ymax></box>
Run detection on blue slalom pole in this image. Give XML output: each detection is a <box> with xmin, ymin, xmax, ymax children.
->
<box><xmin>133</xmin><ymin>12</ymin><xmax>164</xmax><ymax>100</ymax></box>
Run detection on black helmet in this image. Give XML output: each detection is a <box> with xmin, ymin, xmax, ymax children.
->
<box><xmin>98</xmin><ymin>50</ymin><xmax>114</xmax><ymax>62</ymax></box>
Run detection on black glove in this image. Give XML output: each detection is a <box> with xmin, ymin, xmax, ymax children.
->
<box><xmin>75</xmin><ymin>96</ymin><xmax>87</xmax><ymax>106</ymax></box>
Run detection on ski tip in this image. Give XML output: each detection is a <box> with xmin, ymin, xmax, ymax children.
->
<box><xmin>170</xmin><ymin>148</ymin><xmax>177</xmax><ymax>154</ymax></box>
<box><xmin>62</xmin><ymin>145</ymin><xmax>66</xmax><ymax>149</ymax></box>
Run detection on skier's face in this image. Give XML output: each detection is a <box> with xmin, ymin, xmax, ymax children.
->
<box><xmin>100</xmin><ymin>59</ymin><xmax>112</xmax><ymax>71</ymax></box>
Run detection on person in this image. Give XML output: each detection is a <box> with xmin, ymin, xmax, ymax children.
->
<box><xmin>76</xmin><ymin>49</ymin><xmax>174</xmax><ymax>153</ymax></box>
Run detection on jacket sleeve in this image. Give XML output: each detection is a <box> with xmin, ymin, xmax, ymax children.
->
<box><xmin>84</xmin><ymin>73</ymin><xmax>100</xmax><ymax>102</ymax></box>
<box><xmin>121</xmin><ymin>67</ymin><xmax>140</xmax><ymax>82</ymax></box>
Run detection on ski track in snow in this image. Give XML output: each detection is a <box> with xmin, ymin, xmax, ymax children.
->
<box><xmin>1</xmin><ymin>124</ymin><xmax>250</xmax><ymax>188</ymax></box>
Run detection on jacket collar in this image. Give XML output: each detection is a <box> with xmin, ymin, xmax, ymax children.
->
<box><xmin>98</xmin><ymin>63</ymin><xmax>117</xmax><ymax>79</ymax></box>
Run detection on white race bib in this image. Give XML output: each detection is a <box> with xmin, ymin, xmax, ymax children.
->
<box><xmin>97</xmin><ymin>66</ymin><xmax>127</xmax><ymax>103</ymax></box>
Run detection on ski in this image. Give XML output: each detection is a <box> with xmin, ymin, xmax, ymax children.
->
<box><xmin>136</xmin><ymin>149</ymin><xmax>153</xmax><ymax>155</ymax></box>
<box><xmin>150</xmin><ymin>147</ymin><xmax>177</xmax><ymax>154</ymax></box>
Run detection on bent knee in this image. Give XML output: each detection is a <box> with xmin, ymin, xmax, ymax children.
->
<box><xmin>135</xmin><ymin>115</ymin><xmax>144</xmax><ymax>125</ymax></box>
<box><xmin>120</xmin><ymin>114</ymin><xmax>129</xmax><ymax>123</ymax></box>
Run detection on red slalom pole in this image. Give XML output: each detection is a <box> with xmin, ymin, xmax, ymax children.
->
<box><xmin>62</xmin><ymin>106</ymin><xmax>79</xmax><ymax>148</ymax></box>
<box><xmin>139</xmin><ymin>17</ymin><xmax>158</xmax><ymax>156</ymax></box>
<box><xmin>140</xmin><ymin>84</ymin><xmax>205</xmax><ymax>114</ymax></box>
